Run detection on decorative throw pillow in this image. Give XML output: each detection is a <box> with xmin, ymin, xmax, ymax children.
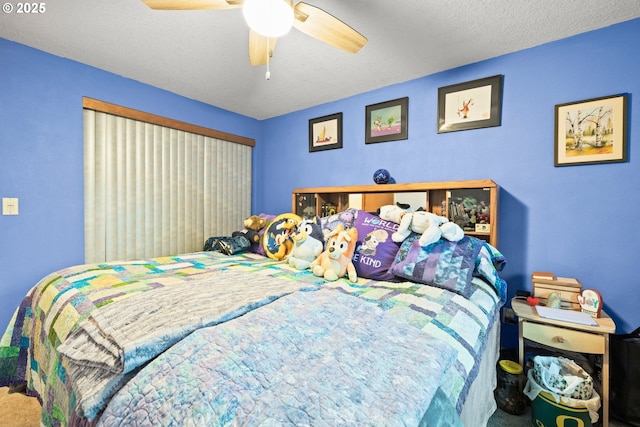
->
<box><xmin>262</xmin><ymin>213</ymin><xmax>302</xmax><ymax>260</ymax></box>
<box><xmin>390</xmin><ymin>234</ymin><xmax>484</xmax><ymax>298</ymax></box>
<box><xmin>474</xmin><ymin>243</ymin><xmax>508</xmax><ymax>302</ymax></box>
<box><xmin>250</xmin><ymin>213</ymin><xmax>276</xmax><ymax>256</ymax></box>
<box><xmin>352</xmin><ymin>210</ymin><xmax>401</xmax><ymax>282</ymax></box>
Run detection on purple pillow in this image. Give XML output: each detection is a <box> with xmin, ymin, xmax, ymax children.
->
<box><xmin>352</xmin><ymin>210</ymin><xmax>401</xmax><ymax>282</ymax></box>
<box><xmin>389</xmin><ymin>234</ymin><xmax>483</xmax><ymax>298</ymax></box>
<box><xmin>251</xmin><ymin>213</ymin><xmax>277</xmax><ymax>256</ymax></box>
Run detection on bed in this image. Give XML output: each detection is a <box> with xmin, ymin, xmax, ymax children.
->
<box><xmin>0</xmin><ymin>208</ymin><xmax>507</xmax><ymax>427</ymax></box>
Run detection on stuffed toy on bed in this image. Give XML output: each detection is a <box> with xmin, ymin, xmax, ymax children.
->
<box><xmin>231</xmin><ymin>215</ymin><xmax>267</xmax><ymax>244</ymax></box>
<box><xmin>287</xmin><ymin>216</ymin><xmax>324</xmax><ymax>270</ymax></box>
<box><xmin>378</xmin><ymin>204</ymin><xmax>464</xmax><ymax>247</ymax></box>
<box><xmin>263</xmin><ymin>213</ymin><xmax>301</xmax><ymax>260</ymax></box>
<box><xmin>310</xmin><ymin>223</ymin><xmax>358</xmax><ymax>282</ymax></box>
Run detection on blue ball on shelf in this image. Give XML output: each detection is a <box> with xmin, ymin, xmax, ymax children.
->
<box><xmin>373</xmin><ymin>169</ymin><xmax>391</xmax><ymax>184</ymax></box>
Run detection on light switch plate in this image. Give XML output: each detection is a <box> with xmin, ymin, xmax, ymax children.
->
<box><xmin>2</xmin><ymin>198</ymin><xmax>19</xmax><ymax>215</ymax></box>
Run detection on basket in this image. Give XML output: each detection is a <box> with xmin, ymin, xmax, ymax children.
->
<box><xmin>532</xmin><ymin>355</ymin><xmax>593</xmax><ymax>400</ymax></box>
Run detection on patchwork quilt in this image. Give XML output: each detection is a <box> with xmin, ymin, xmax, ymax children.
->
<box><xmin>323</xmin><ymin>275</ymin><xmax>503</xmax><ymax>412</ymax></box>
<box><xmin>97</xmin><ymin>289</ymin><xmax>457</xmax><ymax>426</ymax></box>
<box><xmin>0</xmin><ymin>249</ymin><xmax>504</xmax><ymax>426</ymax></box>
<box><xmin>0</xmin><ymin>253</ymin><xmax>322</xmax><ymax>426</ymax></box>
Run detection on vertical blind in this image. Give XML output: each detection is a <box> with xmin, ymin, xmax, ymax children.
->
<box><xmin>83</xmin><ymin>108</ymin><xmax>252</xmax><ymax>263</ymax></box>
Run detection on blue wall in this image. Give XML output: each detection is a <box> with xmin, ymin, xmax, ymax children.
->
<box><xmin>2</xmin><ymin>18</ymin><xmax>639</xmax><ymax>349</ymax></box>
<box><xmin>0</xmin><ymin>39</ymin><xmax>260</xmax><ymax>328</ymax></box>
<box><xmin>257</xmin><ymin>18</ymin><xmax>640</xmax><ymax>347</ymax></box>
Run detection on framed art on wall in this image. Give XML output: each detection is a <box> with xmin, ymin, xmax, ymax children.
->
<box><xmin>437</xmin><ymin>75</ymin><xmax>503</xmax><ymax>133</ymax></box>
<box><xmin>365</xmin><ymin>97</ymin><xmax>408</xmax><ymax>144</ymax></box>
<box><xmin>309</xmin><ymin>113</ymin><xmax>343</xmax><ymax>152</ymax></box>
<box><xmin>554</xmin><ymin>94</ymin><xmax>628</xmax><ymax>166</ymax></box>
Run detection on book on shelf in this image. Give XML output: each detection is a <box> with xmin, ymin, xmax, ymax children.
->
<box><xmin>531</xmin><ymin>271</ymin><xmax>582</xmax><ymax>310</ymax></box>
<box><xmin>531</xmin><ymin>272</ymin><xmax>581</xmax><ymax>288</ymax></box>
<box><xmin>531</xmin><ymin>271</ymin><xmax>556</xmax><ymax>281</ymax></box>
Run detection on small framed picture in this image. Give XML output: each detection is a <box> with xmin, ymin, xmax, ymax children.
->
<box><xmin>309</xmin><ymin>113</ymin><xmax>343</xmax><ymax>152</ymax></box>
<box><xmin>554</xmin><ymin>94</ymin><xmax>628</xmax><ymax>166</ymax></box>
<box><xmin>365</xmin><ymin>97</ymin><xmax>408</xmax><ymax>144</ymax></box>
<box><xmin>437</xmin><ymin>75</ymin><xmax>503</xmax><ymax>133</ymax></box>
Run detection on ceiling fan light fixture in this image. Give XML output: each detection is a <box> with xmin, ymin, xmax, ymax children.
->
<box><xmin>243</xmin><ymin>0</ymin><xmax>294</xmax><ymax>38</ymax></box>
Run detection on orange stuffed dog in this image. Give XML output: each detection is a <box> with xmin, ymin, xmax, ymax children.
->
<box><xmin>310</xmin><ymin>223</ymin><xmax>358</xmax><ymax>282</ymax></box>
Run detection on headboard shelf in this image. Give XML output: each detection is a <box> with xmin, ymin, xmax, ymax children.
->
<box><xmin>293</xmin><ymin>179</ymin><xmax>499</xmax><ymax>247</ymax></box>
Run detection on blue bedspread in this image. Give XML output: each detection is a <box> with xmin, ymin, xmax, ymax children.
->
<box><xmin>0</xmin><ymin>252</ymin><xmax>322</xmax><ymax>426</ymax></box>
<box><xmin>2</xmin><ymin>246</ymin><xmax>505</xmax><ymax>426</ymax></box>
<box><xmin>98</xmin><ymin>289</ymin><xmax>458</xmax><ymax>426</ymax></box>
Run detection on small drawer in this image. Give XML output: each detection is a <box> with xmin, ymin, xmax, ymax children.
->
<box><xmin>523</xmin><ymin>322</ymin><xmax>605</xmax><ymax>354</ymax></box>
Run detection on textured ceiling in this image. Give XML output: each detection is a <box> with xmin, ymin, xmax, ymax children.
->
<box><xmin>2</xmin><ymin>0</ymin><xmax>640</xmax><ymax>119</ymax></box>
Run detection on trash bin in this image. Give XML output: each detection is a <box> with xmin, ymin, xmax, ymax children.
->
<box><xmin>494</xmin><ymin>359</ymin><xmax>527</xmax><ymax>415</ymax></box>
<box><xmin>610</xmin><ymin>327</ymin><xmax>640</xmax><ymax>426</ymax></box>
<box><xmin>524</xmin><ymin>356</ymin><xmax>601</xmax><ymax>426</ymax></box>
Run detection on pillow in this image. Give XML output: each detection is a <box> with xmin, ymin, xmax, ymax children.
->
<box><xmin>250</xmin><ymin>213</ymin><xmax>277</xmax><ymax>256</ymax></box>
<box><xmin>351</xmin><ymin>210</ymin><xmax>401</xmax><ymax>282</ymax></box>
<box><xmin>474</xmin><ymin>243</ymin><xmax>508</xmax><ymax>303</ymax></box>
<box><xmin>262</xmin><ymin>213</ymin><xmax>301</xmax><ymax>260</ymax></box>
<box><xmin>319</xmin><ymin>208</ymin><xmax>358</xmax><ymax>242</ymax></box>
<box><xmin>390</xmin><ymin>234</ymin><xmax>484</xmax><ymax>298</ymax></box>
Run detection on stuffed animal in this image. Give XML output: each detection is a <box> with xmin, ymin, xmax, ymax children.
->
<box><xmin>232</xmin><ymin>215</ymin><xmax>267</xmax><ymax>243</ymax></box>
<box><xmin>378</xmin><ymin>204</ymin><xmax>464</xmax><ymax>247</ymax></box>
<box><xmin>287</xmin><ymin>216</ymin><xmax>324</xmax><ymax>270</ymax></box>
<box><xmin>310</xmin><ymin>223</ymin><xmax>358</xmax><ymax>282</ymax></box>
<box><xmin>321</xmin><ymin>209</ymin><xmax>356</xmax><ymax>241</ymax></box>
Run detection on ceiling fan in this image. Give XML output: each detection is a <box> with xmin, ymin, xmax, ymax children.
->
<box><xmin>140</xmin><ymin>0</ymin><xmax>367</xmax><ymax>66</ymax></box>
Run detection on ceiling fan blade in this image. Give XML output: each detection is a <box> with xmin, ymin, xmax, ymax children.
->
<box><xmin>249</xmin><ymin>30</ymin><xmax>278</xmax><ymax>66</ymax></box>
<box><xmin>293</xmin><ymin>2</ymin><xmax>366</xmax><ymax>54</ymax></box>
<box><xmin>140</xmin><ymin>0</ymin><xmax>242</xmax><ymax>10</ymax></box>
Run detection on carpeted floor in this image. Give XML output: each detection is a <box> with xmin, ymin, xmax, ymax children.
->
<box><xmin>488</xmin><ymin>407</ymin><xmax>531</xmax><ymax>426</ymax></box>
<box><xmin>0</xmin><ymin>387</ymin><xmax>41</xmax><ymax>427</ymax></box>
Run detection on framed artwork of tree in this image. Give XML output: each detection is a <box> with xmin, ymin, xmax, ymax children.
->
<box><xmin>555</xmin><ymin>94</ymin><xmax>628</xmax><ymax>166</ymax></box>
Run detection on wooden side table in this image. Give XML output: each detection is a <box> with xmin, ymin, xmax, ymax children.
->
<box><xmin>511</xmin><ymin>298</ymin><xmax>616</xmax><ymax>426</ymax></box>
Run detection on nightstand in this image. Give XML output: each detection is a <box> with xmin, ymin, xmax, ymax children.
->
<box><xmin>511</xmin><ymin>298</ymin><xmax>616</xmax><ymax>426</ymax></box>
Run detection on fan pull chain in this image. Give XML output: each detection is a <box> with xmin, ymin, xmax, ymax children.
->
<box><xmin>265</xmin><ymin>37</ymin><xmax>271</xmax><ymax>80</ymax></box>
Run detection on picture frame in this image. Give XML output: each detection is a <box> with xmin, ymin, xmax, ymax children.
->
<box><xmin>309</xmin><ymin>112</ymin><xmax>343</xmax><ymax>152</ymax></box>
<box><xmin>554</xmin><ymin>94</ymin><xmax>628</xmax><ymax>166</ymax></box>
<box><xmin>365</xmin><ymin>97</ymin><xmax>408</xmax><ymax>144</ymax></box>
<box><xmin>437</xmin><ymin>75</ymin><xmax>503</xmax><ymax>133</ymax></box>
